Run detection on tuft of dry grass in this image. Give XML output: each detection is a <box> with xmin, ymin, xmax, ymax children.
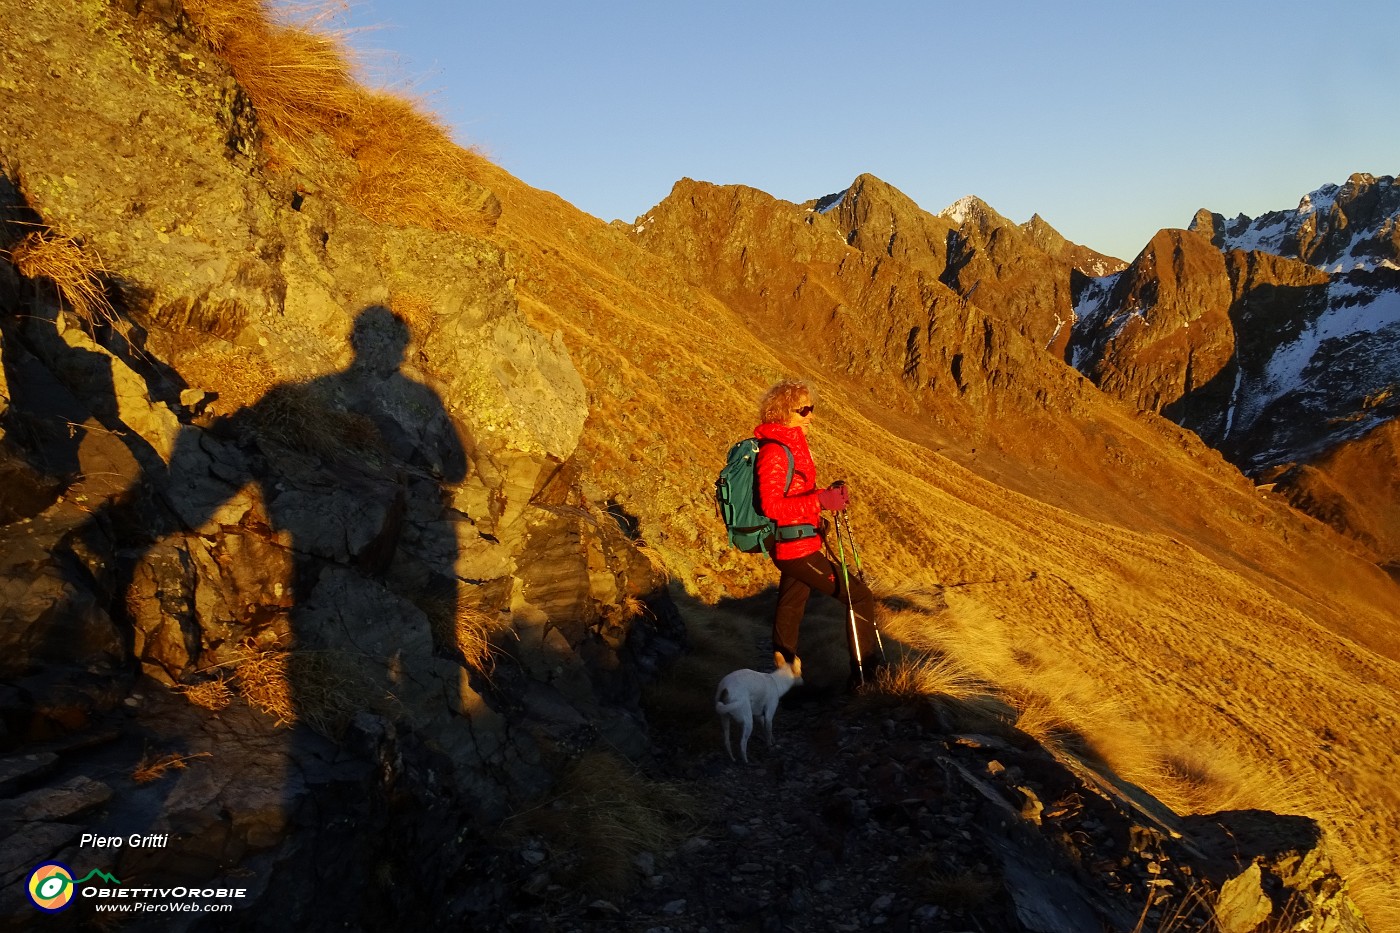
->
<box><xmin>232</xmin><ymin>648</ymin><xmax>296</xmax><ymax>725</ymax></box>
<box><xmin>419</xmin><ymin>586</ymin><xmax>500</xmax><ymax>674</ymax></box>
<box><xmin>133</xmin><ymin>751</ymin><xmax>213</xmax><ymax>784</ymax></box>
<box><xmin>633</xmin><ymin>539</ymin><xmax>673</xmax><ymax>583</ymax></box>
<box><xmin>231</xmin><ymin>644</ymin><xmax>382</xmax><ymax>736</ymax></box>
<box><xmin>181</xmin><ymin>0</ymin><xmax>358</xmax><ymax>149</ymax></box>
<box><xmin>452</xmin><ymin>605</ymin><xmax>498</xmax><ymax>673</ymax></box>
<box><xmin>177</xmin><ymin>675</ymin><xmax>234</xmax><ymax>711</ymax></box>
<box><xmin>870</xmin><ymin>653</ymin><xmax>985</xmax><ymax>702</ymax></box>
<box><xmin>6</xmin><ymin>231</ymin><xmax>119</xmax><ymax>333</ymax></box>
<box><xmin>181</xmin><ymin>0</ymin><xmax>496</xmax><ymax>233</ymax></box>
<box><xmin>505</xmin><ymin>751</ymin><xmax>697</xmax><ymax>896</ymax></box>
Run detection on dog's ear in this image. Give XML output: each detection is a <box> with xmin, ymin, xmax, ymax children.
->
<box><xmin>791</xmin><ymin>657</ymin><xmax>802</xmax><ymax>677</ymax></box>
<box><xmin>773</xmin><ymin>650</ymin><xmax>785</xmax><ymax>670</ymax></box>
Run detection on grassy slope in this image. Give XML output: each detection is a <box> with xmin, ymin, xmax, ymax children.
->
<box><xmin>472</xmin><ymin>162</ymin><xmax>1400</xmax><ymax>922</ymax></box>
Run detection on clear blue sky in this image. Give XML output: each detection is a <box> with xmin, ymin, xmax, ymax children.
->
<box><xmin>337</xmin><ymin>0</ymin><xmax>1398</xmax><ymax>262</ymax></box>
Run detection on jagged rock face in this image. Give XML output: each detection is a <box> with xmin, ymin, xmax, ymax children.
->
<box><xmin>1073</xmin><ymin>227</ymin><xmax>1400</xmax><ymax>473</ymax></box>
<box><xmin>1190</xmin><ymin>173</ymin><xmax>1400</xmax><ymax>271</ymax></box>
<box><xmin>809</xmin><ymin>176</ymin><xmax>1086</xmax><ymax>358</ymax></box>
<box><xmin>0</xmin><ymin>0</ymin><xmax>681</xmax><ymax>912</ymax></box>
<box><xmin>1069</xmin><ymin>228</ymin><xmax>1237</xmax><ymax>433</ymax></box>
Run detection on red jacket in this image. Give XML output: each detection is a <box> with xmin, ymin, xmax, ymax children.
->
<box><xmin>754</xmin><ymin>422</ymin><xmax>822</xmax><ymax>560</ymax></box>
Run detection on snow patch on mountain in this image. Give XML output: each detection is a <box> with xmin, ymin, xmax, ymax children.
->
<box><xmin>1230</xmin><ymin>275</ymin><xmax>1400</xmax><ymax>457</ymax></box>
<box><xmin>812</xmin><ymin>189</ymin><xmax>849</xmax><ymax>215</ymax></box>
<box><xmin>1069</xmin><ymin>273</ymin><xmax>1122</xmax><ymax>370</ymax></box>
<box><xmin>1222</xmin><ymin>213</ymin><xmax>1291</xmax><ymax>254</ymax></box>
<box><xmin>939</xmin><ymin>196</ymin><xmax>982</xmax><ymax>225</ymax></box>
<box><xmin>1214</xmin><ymin>175</ymin><xmax>1397</xmax><ymax>271</ymax></box>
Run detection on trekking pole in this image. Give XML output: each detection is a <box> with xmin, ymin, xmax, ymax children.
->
<box><xmin>832</xmin><ymin>513</ymin><xmax>865</xmax><ymax>685</ymax></box>
<box><xmin>838</xmin><ymin>510</ymin><xmax>886</xmax><ymax>663</ymax></box>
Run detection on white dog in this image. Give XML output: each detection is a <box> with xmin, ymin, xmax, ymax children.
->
<box><xmin>714</xmin><ymin>652</ymin><xmax>803</xmax><ymax>763</ymax></box>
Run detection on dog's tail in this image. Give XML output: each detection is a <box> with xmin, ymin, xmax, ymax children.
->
<box><xmin>714</xmin><ymin>688</ymin><xmax>744</xmax><ymax>717</ymax></box>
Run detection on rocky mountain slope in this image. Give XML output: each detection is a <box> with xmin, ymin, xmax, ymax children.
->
<box><xmin>1</xmin><ymin>1</ymin><xmax>1399</xmax><ymax>930</ymax></box>
<box><xmin>1068</xmin><ymin>174</ymin><xmax>1400</xmax><ymax>569</ymax></box>
<box><xmin>1</xmin><ymin>1</ymin><xmax>680</xmax><ymax>923</ymax></box>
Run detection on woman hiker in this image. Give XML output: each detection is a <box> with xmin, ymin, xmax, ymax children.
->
<box><xmin>753</xmin><ymin>380</ymin><xmax>882</xmax><ymax>691</ymax></box>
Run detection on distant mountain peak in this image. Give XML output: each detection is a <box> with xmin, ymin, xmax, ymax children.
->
<box><xmin>939</xmin><ymin>194</ymin><xmax>998</xmax><ymax>225</ymax></box>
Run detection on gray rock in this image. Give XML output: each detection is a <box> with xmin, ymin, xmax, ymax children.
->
<box><xmin>0</xmin><ymin>775</ymin><xmax>112</xmax><ymax>823</ymax></box>
<box><xmin>0</xmin><ymin>752</ymin><xmax>59</xmax><ymax>796</ymax></box>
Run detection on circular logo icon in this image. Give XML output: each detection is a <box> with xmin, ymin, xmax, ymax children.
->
<box><xmin>28</xmin><ymin>863</ymin><xmax>76</xmax><ymax>912</ymax></box>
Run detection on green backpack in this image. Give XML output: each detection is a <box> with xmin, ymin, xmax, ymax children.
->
<box><xmin>715</xmin><ymin>438</ymin><xmax>794</xmax><ymax>554</ymax></box>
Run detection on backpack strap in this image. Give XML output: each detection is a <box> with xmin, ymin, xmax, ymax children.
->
<box><xmin>755</xmin><ymin>438</ymin><xmax>795</xmax><ymax>495</ymax></box>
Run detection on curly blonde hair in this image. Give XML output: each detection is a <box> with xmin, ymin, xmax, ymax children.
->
<box><xmin>759</xmin><ymin>380</ymin><xmax>813</xmax><ymax>425</ymax></box>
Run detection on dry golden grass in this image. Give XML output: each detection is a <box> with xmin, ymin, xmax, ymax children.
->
<box><xmin>869</xmin><ymin>653</ymin><xmax>985</xmax><ymax>702</ymax></box>
<box><xmin>182</xmin><ymin>0</ymin><xmax>495</xmax><ymax>233</ymax></box>
<box><xmin>411</xmin><ymin>577</ymin><xmax>501</xmax><ymax>672</ymax></box>
<box><xmin>1351</xmin><ymin>866</ymin><xmax>1400</xmax><ymax>933</ymax></box>
<box><xmin>6</xmin><ymin>231</ymin><xmax>118</xmax><ymax>333</ymax></box>
<box><xmin>177</xmin><ymin>676</ymin><xmax>234</xmax><ymax>712</ymax></box>
<box><xmin>232</xmin><ymin>648</ymin><xmax>296</xmax><ymax>725</ymax></box>
<box><xmin>231</xmin><ymin>645</ymin><xmax>382</xmax><ymax>736</ymax></box>
<box><xmin>1147</xmin><ymin>737</ymin><xmax>1316</xmax><ymax>819</ymax></box>
<box><xmin>337</xmin><ymin>91</ymin><xmax>496</xmax><ymax>234</ymax></box>
<box><xmin>419</xmin><ymin>586</ymin><xmax>499</xmax><ymax>674</ymax></box>
<box><xmin>633</xmin><ymin>540</ymin><xmax>673</xmax><ymax>582</ymax></box>
<box><xmin>452</xmin><ymin>605</ymin><xmax>497</xmax><ymax>673</ymax></box>
<box><xmin>182</xmin><ymin>0</ymin><xmax>358</xmax><ymax>148</ymax></box>
<box><xmin>133</xmin><ymin>751</ymin><xmax>213</xmax><ymax>784</ymax></box>
<box><xmin>505</xmin><ymin>751</ymin><xmax>697</xmax><ymax>896</ymax></box>
<box><xmin>176</xmin><ymin>340</ymin><xmax>278</xmax><ymax>415</ymax></box>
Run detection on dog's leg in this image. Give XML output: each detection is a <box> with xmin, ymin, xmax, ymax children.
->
<box><xmin>721</xmin><ymin>715</ymin><xmax>734</xmax><ymax>761</ymax></box>
<box><xmin>739</xmin><ymin>712</ymin><xmax>753</xmax><ymax>764</ymax></box>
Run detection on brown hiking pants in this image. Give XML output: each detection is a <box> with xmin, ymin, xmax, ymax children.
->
<box><xmin>772</xmin><ymin>550</ymin><xmax>880</xmax><ymax>677</ymax></box>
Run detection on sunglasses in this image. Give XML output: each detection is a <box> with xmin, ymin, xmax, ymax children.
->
<box><xmin>794</xmin><ymin>405</ymin><xmax>815</xmax><ymax>416</ymax></box>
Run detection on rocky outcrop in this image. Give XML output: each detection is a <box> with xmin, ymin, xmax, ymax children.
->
<box><xmin>632</xmin><ymin>177</ymin><xmax>1096</xmax><ymax>438</ymax></box>
<box><xmin>0</xmin><ymin>0</ymin><xmax>682</xmax><ymax>922</ymax></box>
<box><xmin>1069</xmin><ymin>228</ymin><xmax>1237</xmax><ymax>439</ymax></box>
<box><xmin>1075</xmin><ymin>238</ymin><xmax>1400</xmax><ymax>473</ymax></box>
